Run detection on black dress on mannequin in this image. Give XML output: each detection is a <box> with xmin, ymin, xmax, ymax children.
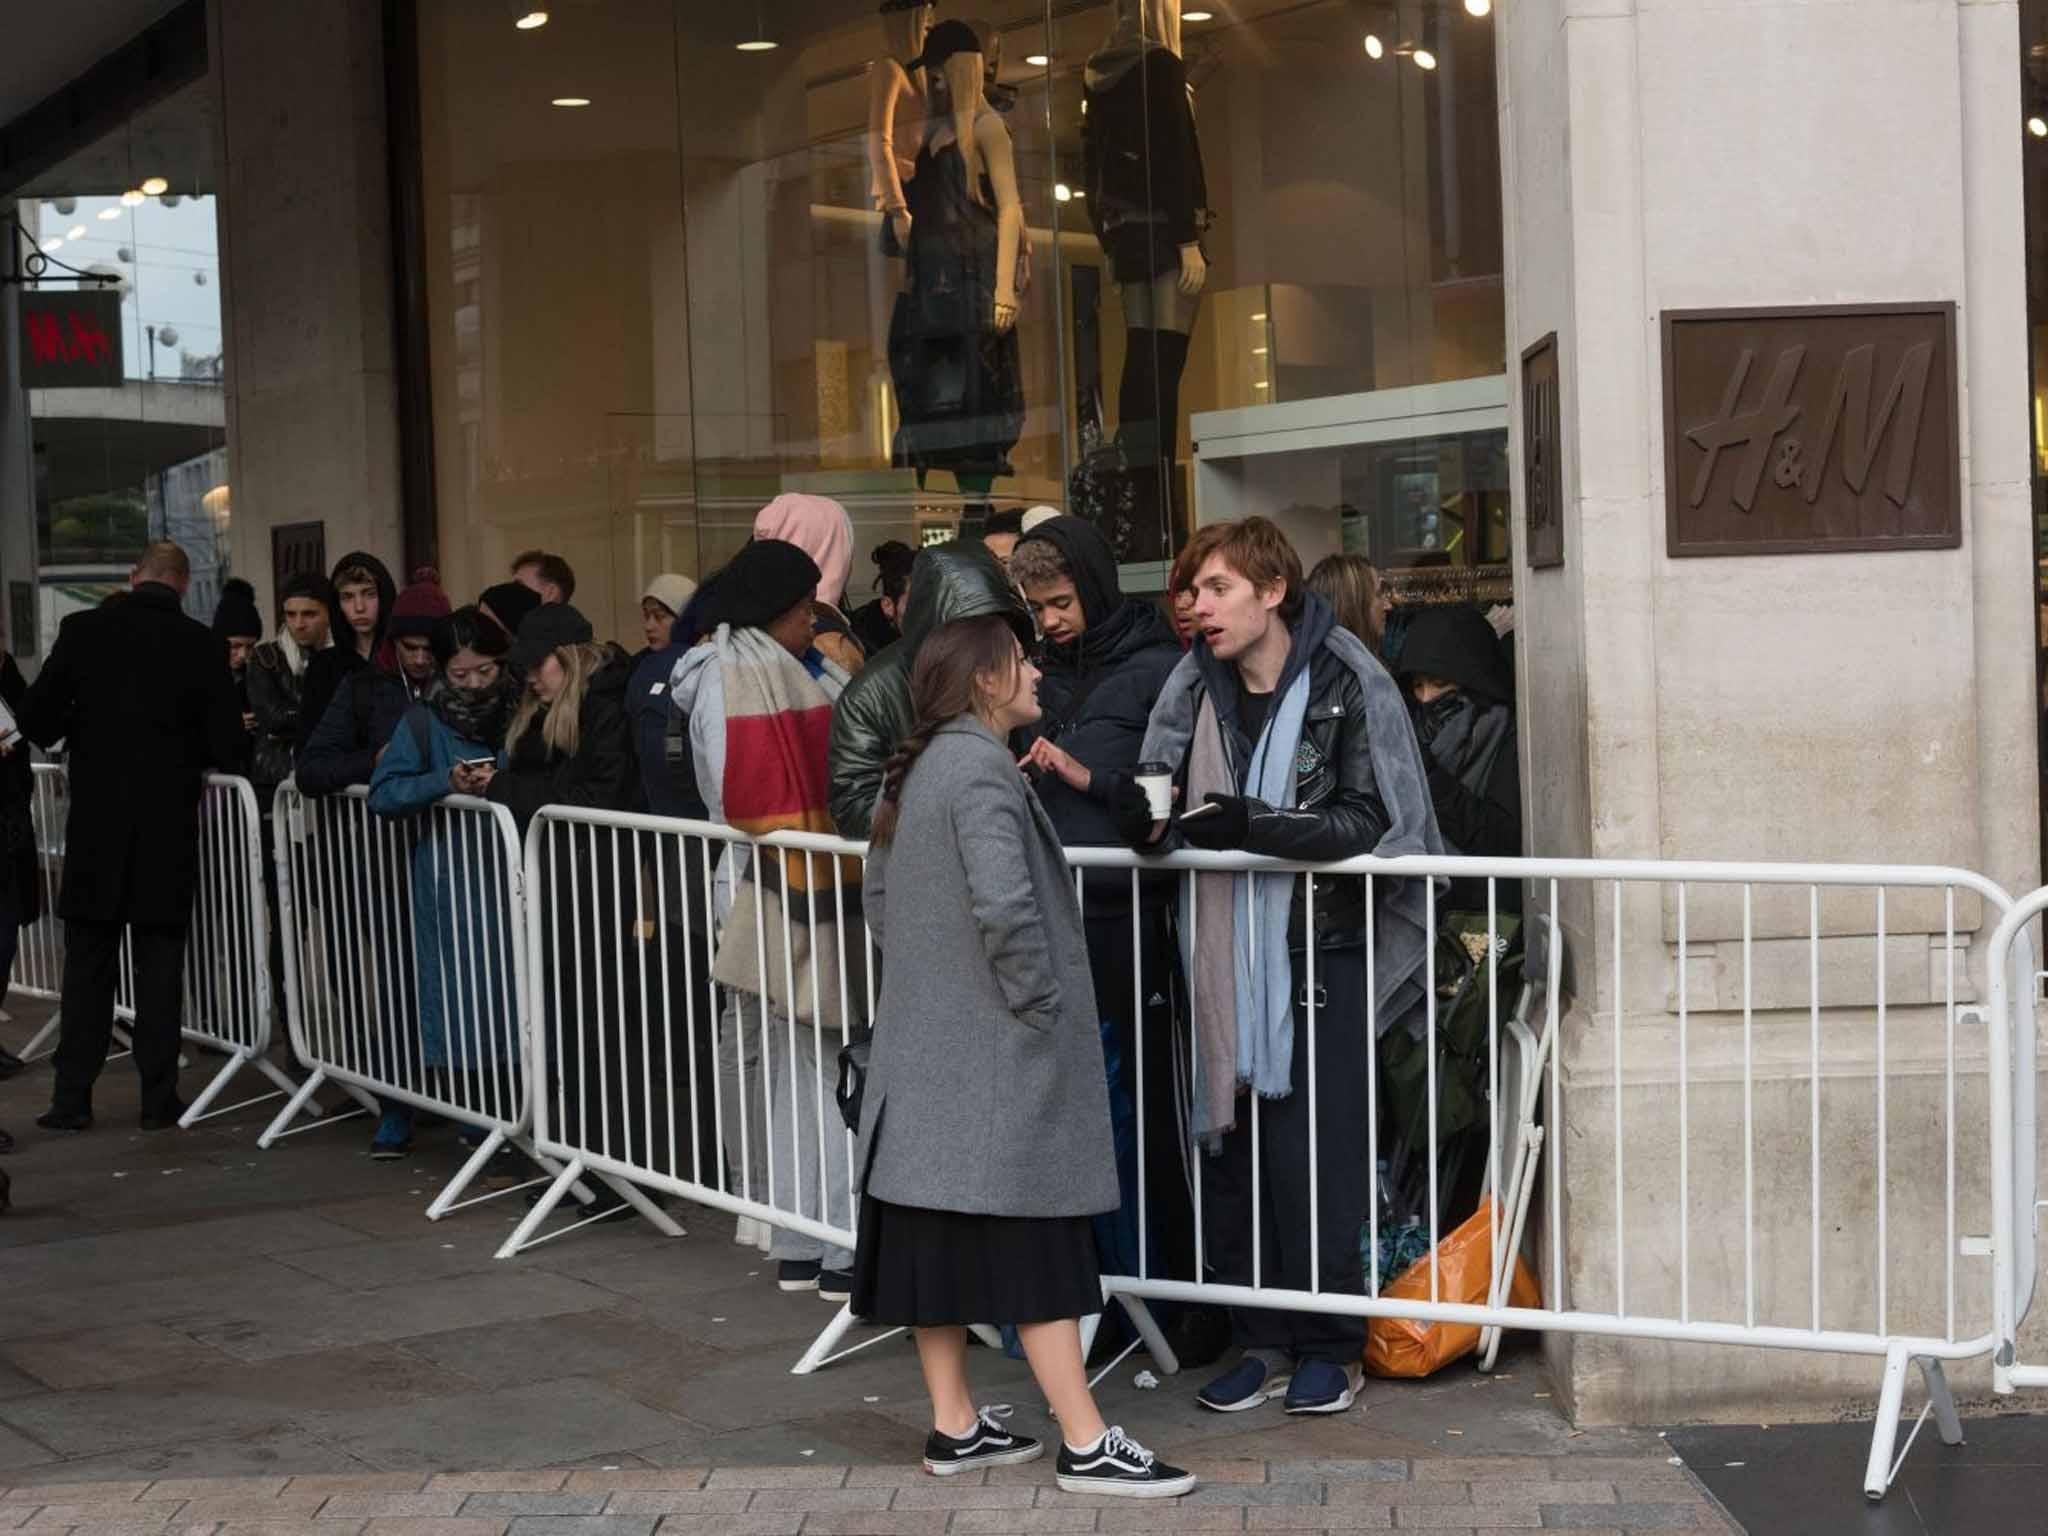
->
<box><xmin>888</xmin><ymin>136</ymin><xmax>1024</xmax><ymax>487</ymax></box>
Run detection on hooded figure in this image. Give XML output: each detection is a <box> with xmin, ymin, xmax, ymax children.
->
<box><xmin>211</xmin><ymin>580</ymin><xmax>264</xmax><ymax>777</ymax></box>
<box><xmin>299</xmin><ymin>570</ymin><xmax>448</xmax><ymax>797</ymax></box>
<box><xmin>826</xmin><ymin>542</ymin><xmax>1031</xmax><ymax>840</ymax></box>
<box><xmin>1396</xmin><ymin>604</ymin><xmax>1521</xmax><ymax>911</ymax></box>
<box><xmin>298</xmin><ymin>551</ymin><xmax>397</xmax><ymax>759</ymax></box>
<box><xmin>751</xmin><ymin>495</ymin><xmax>865</xmax><ymax>676</ymax></box>
<box><xmin>247</xmin><ymin>571</ymin><xmax>339</xmax><ymax>805</ymax></box>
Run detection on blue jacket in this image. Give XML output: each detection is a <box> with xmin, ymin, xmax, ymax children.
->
<box><xmin>368</xmin><ymin>703</ymin><xmax>516</xmax><ymax>1072</ymax></box>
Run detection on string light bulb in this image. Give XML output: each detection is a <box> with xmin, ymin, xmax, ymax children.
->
<box><xmin>515</xmin><ymin>8</ymin><xmax>548</xmax><ymax>27</ymax></box>
<box><xmin>2031</xmin><ymin>115</ymin><xmax>2048</xmax><ymax>138</ymax></box>
<box><xmin>140</xmin><ymin>176</ymin><xmax>168</xmax><ymax>197</ymax></box>
<box><xmin>1364</xmin><ymin>33</ymin><xmax>1384</xmax><ymax>58</ymax></box>
<box><xmin>1413</xmin><ymin>48</ymin><xmax>1437</xmax><ymax>69</ymax></box>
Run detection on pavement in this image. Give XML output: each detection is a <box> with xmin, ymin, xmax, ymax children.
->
<box><xmin>0</xmin><ymin>1000</ymin><xmax>1785</xmax><ymax>1533</ymax></box>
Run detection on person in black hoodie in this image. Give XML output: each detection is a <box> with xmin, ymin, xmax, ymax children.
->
<box><xmin>1396</xmin><ymin>605</ymin><xmax>1521</xmax><ymax>913</ymax></box>
<box><xmin>297</xmin><ymin>552</ymin><xmax>397</xmax><ymax>760</ymax></box>
<box><xmin>1009</xmin><ymin>516</ymin><xmax>1199</xmax><ymax>1336</ymax></box>
<box><xmin>211</xmin><ymin>579</ymin><xmax>263</xmax><ymax>777</ymax></box>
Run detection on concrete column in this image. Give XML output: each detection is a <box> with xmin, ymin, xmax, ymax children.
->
<box><xmin>0</xmin><ymin>200</ymin><xmax>41</xmax><ymax>659</ymax></box>
<box><xmin>211</xmin><ymin>0</ymin><xmax>402</xmax><ymax>614</ymax></box>
<box><xmin>1498</xmin><ymin>0</ymin><xmax>2038</xmax><ymax>1419</ymax></box>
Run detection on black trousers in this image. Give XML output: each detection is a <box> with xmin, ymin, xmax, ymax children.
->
<box><xmin>53</xmin><ymin>918</ymin><xmax>187</xmax><ymax>1119</ymax></box>
<box><xmin>1201</xmin><ymin>946</ymin><xmax>1370</xmax><ymax>1363</ymax></box>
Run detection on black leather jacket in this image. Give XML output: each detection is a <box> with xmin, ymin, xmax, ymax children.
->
<box><xmin>1168</xmin><ymin>634</ymin><xmax>1393</xmax><ymax>950</ymax></box>
<box><xmin>828</xmin><ymin>544</ymin><xmax>1030</xmax><ymax>841</ymax></box>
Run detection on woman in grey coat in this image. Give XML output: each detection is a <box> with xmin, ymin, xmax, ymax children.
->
<box><xmin>853</xmin><ymin>614</ymin><xmax>1193</xmax><ymax>1500</ymax></box>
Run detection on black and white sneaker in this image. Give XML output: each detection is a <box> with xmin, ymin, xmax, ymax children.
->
<box><xmin>1055</xmin><ymin>1426</ymin><xmax>1196</xmax><ymax>1499</ymax></box>
<box><xmin>922</xmin><ymin>1406</ymin><xmax>1043</xmax><ymax>1477</ymax></box>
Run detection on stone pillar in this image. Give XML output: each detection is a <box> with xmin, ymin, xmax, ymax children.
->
<box><xmin>0</xmin><ymin>199</ymin><xmax>40</xmax><ymax>659</ymax></box>
<box><xmin>212</xmin><ymin>0</ymin><xmax>402</xmax><ymax>613</ymax></box>
<box><xmin>1498</xmin><ymin>0</ymin><xmax>2038</xmax><ymax>1420</ymax></box>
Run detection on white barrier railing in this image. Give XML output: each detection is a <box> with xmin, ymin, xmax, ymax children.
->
<box><xmin>263</xmin><ymin>780</ymin><xmax>680</xmax><ymax>1236</ymax></box>
<box><xmin>511</xmin><ymin>803</ymin><xmax>2022</xmax><ymax>1504</ymax></box>
<box><xmin>9</xmin><ymin>766</ymin><xmax>297</xmax><ymax>1121</ymax></box>
<box><xmin>1977</xmin><ymin>893</ymin><xmax>2045</xmax><ymax>1408</ymax></box>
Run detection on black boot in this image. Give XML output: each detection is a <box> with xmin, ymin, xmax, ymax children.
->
<box><xmin>0</xmin><ymin>1046</ymin><xmax>24</xmax><ymax>1080</ymax></box>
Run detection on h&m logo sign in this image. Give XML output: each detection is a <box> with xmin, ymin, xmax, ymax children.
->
<box><xmin>1661</xmin><ymin>303</ymin><xmax>1958</xmax><ymax>558</ymax></box>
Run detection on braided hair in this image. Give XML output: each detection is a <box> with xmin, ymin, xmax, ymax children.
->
<box><xmin>868</xmin><ymin>613</ymin><xmax>1026</xmax><ymax>846</ymax></box>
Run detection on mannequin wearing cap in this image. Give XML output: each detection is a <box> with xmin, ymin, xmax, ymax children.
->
<box><xmin>887</xmin><ymin>18</ymin><xmax>1026</xmax><ymax>498</ymax></box>
<box><xmin>1081</xmin><ymin>0</ymin><xmax>1209</xmax><ymax>555</ymax></box>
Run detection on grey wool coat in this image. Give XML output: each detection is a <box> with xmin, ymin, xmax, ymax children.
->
<box><xmin>855</xmin><ymin>716</ymin><xmax>1120</xmax><ymax>1218</ymax></box>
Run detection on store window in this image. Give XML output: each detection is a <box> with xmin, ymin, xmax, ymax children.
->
<box><xmin>416</xmin><ymin>0</ymin><xmax>1504</xmax><ymax>642</ymax></box>
<box><xmin>8</xmin><ymin>80</ymin><xmax>227</xmax><ymax>652</ymax></box>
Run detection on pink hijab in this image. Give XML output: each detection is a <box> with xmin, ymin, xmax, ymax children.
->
<box><xmin>753</xmin><ymin>494</ymin><xmax>854</xmax><ymax>608</ymax></box>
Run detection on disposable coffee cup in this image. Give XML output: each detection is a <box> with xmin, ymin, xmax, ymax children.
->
<box><xmin>1134</xmin><ymin>761</ymin><xmax>1174</xmax><ymax>822</ymax></box>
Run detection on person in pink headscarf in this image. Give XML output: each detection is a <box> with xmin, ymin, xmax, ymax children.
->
<box><xmin>752</xmin><ymin>493</ymin><xmax>866</xmax><ymax>675</ymax></box>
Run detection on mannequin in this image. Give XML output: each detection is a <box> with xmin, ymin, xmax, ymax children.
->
<box><xmin>1079</xmin><ymin>0</ymin><xmax>1210</xmax><ymax>555</ymax></box>
<box><xmin>867</xmin><ymin>1</ymin><xmax>934</xmax><ymax>254</ymax></box>
<box><xmin>887</xmin><ymin>19</ymin><xmax>1027</xmax><ymax>495</ymax></box>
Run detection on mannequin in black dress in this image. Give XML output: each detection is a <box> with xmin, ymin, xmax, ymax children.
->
<box><xmin>887</xmin><ymin>20</ymin><xmax>1027</xmax><ymax>497</ymax></box>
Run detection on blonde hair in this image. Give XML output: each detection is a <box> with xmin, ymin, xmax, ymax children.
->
<box><xmin>1306</xmin><ymin>553</ymin><xmax>1386</xmax><ymax>655</ymax></box>
<box><xmin>505</xmin><ymin>642</ymin><xmax>609</xmax><ymax>760</ymax></box>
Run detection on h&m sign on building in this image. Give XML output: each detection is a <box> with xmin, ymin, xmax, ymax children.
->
<box><xmin>1661</xmin><ymin>302</ymin><xmax>1958</xmax><ymax>558</ymax></box>
<box><xmin>17</xmin><ymin>289</ymin><xmax>124</xmax><ymax>390</ymax></box>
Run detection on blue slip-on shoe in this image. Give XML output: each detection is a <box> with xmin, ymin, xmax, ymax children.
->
<box><xmin>1196</xmin><ymin>1351</ymin><xmax>1291</xmax><ymax>1413</ymax></box>
<box><xmin>370</xmin><ymin>1107</ymin><xmax>414</xmax><ymax>1161</ymax></box>
<box><xmin>1283</xmin><ymin>1357</ymin><xmax>1361</xmax><ymax>1415</ymax></box>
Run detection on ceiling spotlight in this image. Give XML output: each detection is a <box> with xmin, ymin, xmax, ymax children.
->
<box><xmin>736</xmin><ymin>37</ymin><xmax>778</xmax><ymax>51</ymax></box>
<box><xmin>1183</xmin><ymin>8</ymin><xmax>1214</xmax><ymax>18</ymax></box>
<box><xmin>1413</xmin><ymin>48</ymin><xmax>1438</xmax><ymax>69</ymax></box>
<box><xmin>1364</xmin><ymin>33</ymin><xmax>1384</xmax><ymax>58</ymax></box>
<box><xmin>140</xmin><ymin>176</ymin><xmax>168</xmax><ymax>196</ymax></box>
<box><xmin>120</xmin><ymin>189</ymin><xmax>144</xmax><ymax>206</ymax></box>
<box><xmin>66</xmin><ymin>225</ymin><xmax>86</xmax><ymax>240</ymax></box>
<box><xmin>515</xmin><ymin>8</ymin><xmax>548</xmax><ymax>27</ymax></box>
<box><xmin>2031</xmin><ymin>115</ymin><xmax>2048</xmax><ymax>138</ymax></box>
<box><xmin>1251</xmin><ymin>312</ymin><xmax>1268</xmax><ymax>322</ymax></box>
<box><xmin>98</xmin><ymin>207</ymin><xmax>121</xmax><ymax>220</ymax></box>
<box><xmin>551</xmin><ymin>96</ymin><xmax>591</xmax><ymax>106</ymax></box>
<box><xmin>1025</xmin><ymin>53</ymin><xmax>1050</xmax><ymax>66</ymax></box>
<box><xmin>1054</xmin><ymin>183</ymin><xmax>1074</xmax><ymax>202</ymax></box>
<box><xmin>1465</xmin><ymin>0</ymin><xmax>1492</xmax><ymax>14</ymax></box>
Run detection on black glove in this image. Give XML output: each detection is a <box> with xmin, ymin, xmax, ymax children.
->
<box><xmin>1178</xmin><ymin>793</ymin><xmax>1250</xmax><ymax>851</ymax></box>
<box><xmin>1109</xmin><ymin>772</ymin><xmax>1161</xmax><ymax>849</ymax></box>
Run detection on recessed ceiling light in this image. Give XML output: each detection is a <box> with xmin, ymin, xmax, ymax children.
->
<box><xmin>1054</xmin><ymin>183</ymin><xmax>1073</xmax><ymax>202</ymax></box>
<box><xmin>1250</xmin><ymin>312</ymin><xmax>1267</xmax><ymax>322</ymax></box>
<box><xmin>1465</xmin><ymin>0</ymin><xmax>1491</xmax><ymax>14</ymax></box>
<box><xmin>1025</xmin><ymin>53</ymin><xmax>1050</xmax><ymax>66</ymax></box>
<box><xmin>98</xmin><ymin>207</ymin><xmax>121</xmax><ymax>220</ymax></box>
<box><xmin>1413</xmin><ymin>48</ymin><xmax>1437</xmax><ymax>69</ymax></box>
<box><xmin>1253</xmin><ymin>380</ymin><xmax>1270</xmax><ymax>389</ymax></box>
<box><xmin>1364</xmin><ymin>33</ymin><xmax>1384</xmax><ymax>58</ymax></box>
<box><xmin>736</xmin><ymin>37</ymin><xmax>778</xmax><ymax>51</ymax></box>
<box><xmin>552</xmin><ymin>96</ymin><xmax>591</xmax><ymax>106</ymax></box>
<box><xmin>2031</xmin><ymin>115</ymin><xmax>2048</xmax><ymax>138</ymax></box>
<box><xmin>1184</xmin><ymin>9</ymin><xmax>1214</xmax><ymax>19</ymax></box>
<box><xmin>66</xmin><ymin>225</ymin><xmax>86</xmax><ymax>240</ymax></box>
<box><xmin>1253</xmin><ymin>346</ymin><xmax>1268</xmax><ymax>355</ymax></box>
<box><xmin>140</xmin><ymin>176</ymin><xmax>168</xmax><ymax>196</ymax></box>
<box><xmin>120</xmin><ymin>189</ymin><xmax>144</xmax><ymax>206</ymax></box>
<box><xmin>515</xmin><ymin>8</ymin><xmax>548</xmax><ymax>28</ymax></box>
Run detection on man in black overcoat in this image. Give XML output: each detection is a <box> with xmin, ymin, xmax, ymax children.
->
<box><xmin>19</xmin><ymin>542</ymin><xmax>244</xmax><ymax>1131</ymax></box>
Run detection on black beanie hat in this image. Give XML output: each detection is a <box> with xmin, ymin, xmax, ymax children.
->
<box><xmin>479</xmin><ymin>580</ymin><xmax>543</xmax><ymax>643</ymax></box>
<box><xmin>278</xmin><ymin>571</ymin><xmax>339</xmax><ymax>623</ymax></box>
<box><xmin>211</xmin><ymin>578</ymin><xmax>263</xmax><ymax>640</ymax></box>
<box><xmin>705</xmin><ymin>538</ymin><xmax>822</xmax><ymax>633</ymax></box>
<box><xmin>507</xmin><ymin>602</ymin><xmax>596</xmax><ymax>673</ymax></box>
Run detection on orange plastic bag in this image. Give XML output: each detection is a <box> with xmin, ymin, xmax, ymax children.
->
<box><xmin>1364</xmin><ymin>1202</ymin><xmax>1541</xmax><ymax>1379</ymax></box>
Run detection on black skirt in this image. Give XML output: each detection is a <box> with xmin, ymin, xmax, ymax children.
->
<box><xmin>852</xmin><ymin>1195</ymin><xmax>1103</xmax><ymax>1327</ymax></box>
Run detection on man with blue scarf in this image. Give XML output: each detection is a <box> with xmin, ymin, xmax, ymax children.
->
<box><xmin>1122</xmin><ymin>517</ymin><xmax>1444</xmax><ymax>1418</ymax></box>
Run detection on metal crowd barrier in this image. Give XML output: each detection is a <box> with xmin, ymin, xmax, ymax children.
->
<box><xmin>9</xmin><ymin>765</ymin><xmax>294</xmax><ymax>1120</ymax></box>
<box><xmin>509</xmin><ymin>803</ymin><xmax>2028</xmax><ymax>1504</ymax></box>
<box><xmin>263</xmin><ymin>780</ymin><xmax>680</xmax><ymax>1237</ymax></box>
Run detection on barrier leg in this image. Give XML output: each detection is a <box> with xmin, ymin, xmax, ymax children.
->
<box><xmin>17</xmin><ymin>1011</ymin><xmax>60</xmax><ymax>1062</ymax></box>
<box><xmin>968</xmin><ymin>1324</ymin><xmax>1005</xmax><ymax>1353</ymax></box>
<box><xmin>427</xmin><ymin>1126</ymin><xmax>510</xmax><ymax>1221</ymax></box>
<box><xmin>791</xmin><ymin>1304</ymin><xmax>904</xmax><ymax>1375</ymax></box>
<box><xmin>592</xmin><ymin>1170</ymin><xmax>688</xmax><ymax>1238</ymax></box>
<box><xmin>494</xmin><ymin>1157</ymin><xmax>584</xmax><ymax>1259</ymax></box>
<box><xmin>1114</xmin><ymin>1294</ymin><xmax>1180</xmax><ymax>1376</ymax></box>
<box><xmin>254</xmin><ymin>1056</ymin><xmax>324</xmax><ymax>1118</ymax></box>
<box><xmin>1078</xmin><ymin>1310</ymin><xmax>1103</xmax><ymax>1365</ymax></box>
<box><xmin>1919</xmin><ymin>1356</ymin><xmax>1965</xmax><ymax>1447</ymax></box>
<box><xmin>179</xmin><ymin>1048</ymin><xmax>255</xmax><ymax>1127</ymax></box>
<box><xmin>258</xmin><ymin>1067</ymin><xmax>333</xmax><ymax>1148</ymax></box>
<box><xmin>1863</xmin><ymin>1342</ymin><xmax>1912</xmax><ymax>1500</ymax></box>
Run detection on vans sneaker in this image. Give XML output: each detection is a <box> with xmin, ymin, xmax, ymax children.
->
<box><xmin>923</xmin><ymin>1407</ymin><xmax>1042</xmax><ymax>1476</ymax></box>
<box><xmin>1055</xmin><ymin>1426</ymin><xmax>1195</xmax><ymax>1498</ymax></box>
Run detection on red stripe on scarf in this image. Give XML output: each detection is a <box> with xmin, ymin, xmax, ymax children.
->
<box><xmin>723</xmin><ymin>704</ymin><xmax>836</xmax><ymax>826</ymax></box>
